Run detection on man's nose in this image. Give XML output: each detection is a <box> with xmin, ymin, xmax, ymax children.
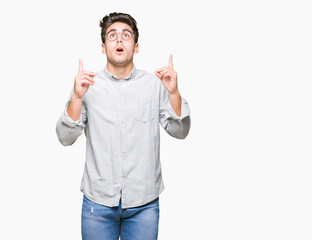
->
<box><xmin>117</xmin><ymin>33</ymin><xmax>123</xmax><ymax>42</ymax></box>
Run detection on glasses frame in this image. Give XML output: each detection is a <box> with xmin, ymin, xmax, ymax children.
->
<box><xmin>105</xmin><ymin>29</ymin><xmax>135</xmax><ymax>41</ymax></box>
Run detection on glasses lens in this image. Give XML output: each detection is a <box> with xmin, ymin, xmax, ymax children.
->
<box><xmin>107</xmin><ymin>31</ymin><xmax>117</xmax><ymax>40</ymax></box>
<box><xmin>122</xmin><ymin>30</ymin><xmax>132</xmax><ymax>40</ymax></box>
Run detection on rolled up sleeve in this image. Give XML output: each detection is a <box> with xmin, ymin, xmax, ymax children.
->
<box><xmin>159</xmin><ymin>83</ymin><xmax>191</xmax><ymax>139</ymax></box>
<box><xmin>56</xmin><ymin>88</ymin><xmax>87</xmax><ymax>146</ymax></box>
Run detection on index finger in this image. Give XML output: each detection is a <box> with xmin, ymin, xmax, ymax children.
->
<box><xmin>78</xmin><ymin>58</ymin><xmax>83</xmax><ymax>73</ymax></box>
<box><xmin>169</xmin><ymin>54</ymin><xmax>174</xmax><ymax>69</ymax></box>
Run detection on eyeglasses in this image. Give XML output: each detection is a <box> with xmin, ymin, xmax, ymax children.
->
<box><xmin>105</xmin><ymin>29</ymin><xmax>134</xmax><ymax>41</ymax></box>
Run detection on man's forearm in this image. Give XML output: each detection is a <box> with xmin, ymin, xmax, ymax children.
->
<box><xmin>169</xmin><ymin>90</ymin><xmax>181</xmax><ymax>117</ymax></box>
<box><xmin>66</xmin><ymin>95</ymin><xmax>83</xmax><ymax>122</ymax></box>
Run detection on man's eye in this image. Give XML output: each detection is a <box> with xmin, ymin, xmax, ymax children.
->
<box><xmin>109</xmin><ymin>33</ymin><xmax>116</xmax><ymax>39</ymax></box>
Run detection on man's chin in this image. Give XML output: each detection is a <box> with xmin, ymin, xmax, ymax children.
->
<box><xmin>108</xmin><ymin>58</ymin><xmax>133</xmax><ymax>67</ymax></box>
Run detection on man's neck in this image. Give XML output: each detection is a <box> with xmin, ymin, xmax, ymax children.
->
<box><xmin>107</xmin><ymin>62</ymin><xmax>134</xmax><ymax>80</ymax></box>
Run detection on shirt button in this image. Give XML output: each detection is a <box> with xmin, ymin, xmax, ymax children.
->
<box><xmin>123</xmin><ymin>177</ymin><xmax>126</xmax><ymax>181</ymax></box>
<box><xmin>121</xmin><ymin>120</ymin><xmax>125</xmax><ymax>124</ymax></box>
<box><xmin>122</xmin><ymin>138</ymin><xmax>126</xmax><ymax>142</ymax></box>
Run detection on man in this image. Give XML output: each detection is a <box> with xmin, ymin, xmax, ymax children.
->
<box><xmin>56</xmin><ymin>12</ymin><xmax>191</xmax><ymax>240</ymax></box>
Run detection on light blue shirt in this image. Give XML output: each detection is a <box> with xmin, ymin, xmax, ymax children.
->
<box><xmin>56</xmin><ymin>65</ymin><xmax>191</xmax><ymax>208</ymax></box>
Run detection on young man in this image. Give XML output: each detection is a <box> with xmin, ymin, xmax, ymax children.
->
<box><xmin>56</xmin><ymin>12</ymin><xmax>191</xmax><ymax>240</ymax></box>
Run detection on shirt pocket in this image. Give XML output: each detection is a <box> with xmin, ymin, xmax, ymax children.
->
<box><xmin>134</xmin><ymin>97</ymin><xmax>157</xmax><ymax>123</ymax></box>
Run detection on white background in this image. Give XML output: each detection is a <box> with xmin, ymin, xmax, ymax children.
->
<box><xmin>1</xmin><ymin>0</ymin><xmax>312</xmax><ymax>239</ymax></box>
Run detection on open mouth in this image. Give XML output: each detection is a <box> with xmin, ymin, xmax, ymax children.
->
<box><xmin>116</xmin><ymin>47</ymin><xmax>124</xmax><ymax>52</ymax></box>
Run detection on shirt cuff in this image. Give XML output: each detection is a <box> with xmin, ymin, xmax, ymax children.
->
<box><xmin>166</xmin><ymin>96</ymin><xmax>191</xmax><ymax>120</ymax></box>
<box><xmin>60</xmin><ymin>106</ymin><xmax>83</xmax><ymax>128</ymax></box>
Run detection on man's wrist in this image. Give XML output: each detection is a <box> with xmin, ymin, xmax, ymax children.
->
<box><xmin>72</xmin><ymin>93</ymin><xmax>83</xmax><ymax>102</ymax></box>
<box><xmin>169</xmin><ymin>89</ymin><xmax>180</xmax><ymax>97</ymax></box>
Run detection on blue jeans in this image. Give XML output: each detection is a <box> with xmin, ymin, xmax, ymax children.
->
<box><xmin>81</xmin><ymin>195</ymin><xmax>160</xmax><ymax>240</ymax></box>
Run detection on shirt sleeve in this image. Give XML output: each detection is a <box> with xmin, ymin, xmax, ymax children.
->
<box><xmin>159</xmin><ymin>82</ymin><xmax>191</xmax><ymax>139</ymax></box>
<box><xmin>56</xmin><ymin>87</ymin><xmax>87</xmax><ymax>146</ymax></box>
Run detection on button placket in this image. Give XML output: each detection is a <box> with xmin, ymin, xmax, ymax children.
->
<box><xmin>120</xmin><ymin>84</ymin><xmax>127</xmax><ymax>202</ymax></box>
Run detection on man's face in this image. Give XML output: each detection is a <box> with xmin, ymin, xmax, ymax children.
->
<box><xmin>101</xmin><ymin>22</ymin><xmax>139</xmax><ymax>66</ymax></box>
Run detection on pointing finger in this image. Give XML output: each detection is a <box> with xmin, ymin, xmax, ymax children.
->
<box><xmin>78</xmin><ymin>58</ymin><xmax>83</xmax><ymax>73</ymax></box>
<box><xmin>169</xmin><ymin>54</ymin><xmax>174</xmax><ymax>69</ymax></box>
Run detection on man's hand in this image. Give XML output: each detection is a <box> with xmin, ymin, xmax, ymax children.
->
<box><xmin>155</xmin><ymin>54</ymin><xmax>182</xmax><ymax>117</ymax></box>
<box><xmin>155</xmin><ymin>54</ymin><xmax>179</xmax><ymax>94</ymax></box>
<box><xmin>73</xmin><ymin>59</ymin><xmax>96</xmax><ymax>99</ymax></box>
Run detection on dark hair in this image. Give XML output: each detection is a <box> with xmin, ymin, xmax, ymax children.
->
<box><xmin>99</xmin><ymin>12</ymin><xmax>139</xmax><ymax>44</ymax></box>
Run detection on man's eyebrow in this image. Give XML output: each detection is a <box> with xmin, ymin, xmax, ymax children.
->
<box><xmin>106</xmin><ymin>29</ymin><xmax>116</xmax><ymax>34</ymax></box>
<box><xmin>106</xmin><ymin>28</ymin><xmax>132</xmax><ymax>34</ymax></box>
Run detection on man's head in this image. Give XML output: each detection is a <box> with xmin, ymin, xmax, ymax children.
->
<box><xmin>99</xmin><ymin>12</ymin><xmax>139</xmax><ymax>67</ymax></box>
<box><xmin>99</xmin><ymin>12</ymin><xmax>139</xmax><ymax>44</ymax></box>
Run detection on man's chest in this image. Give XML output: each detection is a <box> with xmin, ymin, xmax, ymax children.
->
<box><xmin>84</xmin><ymin>81</ymin><xmax>160</xmax><ymax>122</ymax></box>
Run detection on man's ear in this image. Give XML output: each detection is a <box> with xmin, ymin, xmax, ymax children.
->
<box><xmin>134</xmin><ymin>43</ymin><xmax>139</xmax><ymax>54</ymax></box>
<box><xmin>101</xmin><ymin>43</ymin><xmax>106</xmax><ymax>54</ymax></box>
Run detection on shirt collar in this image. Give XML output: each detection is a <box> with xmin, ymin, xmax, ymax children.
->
<box><xmin>104</xmin><ymin>64</ymin><xmax>137</xmax><ymax>82</ymax></box>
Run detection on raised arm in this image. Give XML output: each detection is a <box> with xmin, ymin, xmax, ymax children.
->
<box><xmin>155</xmin><ymin>55</ymin><xmax>191</xmax><ymax>139</ymax></box>
<box><xmin>56</xmin><ymin>59</ymin><xmax>96</xmax><ymax>146</ymax></box>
